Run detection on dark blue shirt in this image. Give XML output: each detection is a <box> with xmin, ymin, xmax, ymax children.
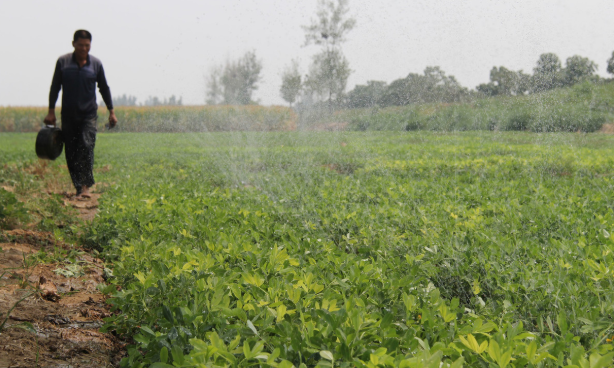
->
<box><xmin>49</xmin><ymin>53</ymin><xmax>113</xmax><ymax>116</ymax></box>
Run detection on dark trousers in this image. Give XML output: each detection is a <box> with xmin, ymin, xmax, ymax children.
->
<box><xmin>61</xmin><ymin>114</ymin><xmax>97</xmax><ymax>193</ymax></box>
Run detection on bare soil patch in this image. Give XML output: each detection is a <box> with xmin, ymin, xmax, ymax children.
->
<box><xmin>0</xmin><ymin>187</ymin><xmax>124</xmax><ymax>367</ymax></box>
<box><xmin>599</xmin><ymin>123</ymin><xmax>614</xmax><ymax>134</ymax></box>
<box><xmin>305</xmin><ymin>121</ymin><xmax>349</xmax><ymax>131</ymax></box>
<box><xmin>63</xmin><ymin>192</ymin><xmax>101</xmax><ymax>223</ymax></box>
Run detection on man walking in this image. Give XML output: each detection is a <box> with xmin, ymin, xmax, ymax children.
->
<box><xmin>45</xmin><ymin>30</ymin><xmax>117</xmax><ymax>199</ymax></box>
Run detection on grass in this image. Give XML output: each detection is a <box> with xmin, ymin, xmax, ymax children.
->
<box><xmin>3</xmin><ymin>131</ymin><xmax>614</xmax><ymax>367</ymax></box>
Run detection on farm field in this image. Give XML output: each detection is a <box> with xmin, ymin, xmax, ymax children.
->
<box><xmin>2</xmin><ymin>81</ymin><xmax>613</xmax><ymax>135</ymax></box>
<box><xmin>3</xmin><ymin>131</ymin><xmax>614</xmax><ymax>367</ymax></box>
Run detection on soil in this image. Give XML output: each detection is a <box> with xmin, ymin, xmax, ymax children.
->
<box><xmin>0</xmin><ymin>187</ymin><xmax>125</xmax><ymax>367</ymax></box>
<box><xmin>305</xmin><ymin>121</ymin><xmax>349</xmax><ymax>131</ymax></box>
<box><xmin>599</xmin><ymin>123</ymin><xmax>614</xmax><ymax>134</ymax></box>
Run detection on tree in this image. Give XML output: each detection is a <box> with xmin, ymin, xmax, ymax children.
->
<box><xmin>346</xmin><ymin>80</ymin><xmax>387</xmax><ymax>108</ymax></box>
<box><xmin>563</xmin><ymin>55</ymin><xmax>597</xmax><ymax>86</ymax></box>
<box><xmin>476</xmin><ymin>67</ymin><xmax>530</xmax><ymax>96</ymax></box>
<box><xmin>143</xmin><ymin>95</ymin><xmax>182</xmax><ymax>106</ymax></box>
<box><xmin>532</xmin><ymin>53</ymin><xmax>563</xmax><ymax>92</ymax></box>
<box><xmin>205</xmin><ymin>66</ymin><xmax>223</xmax><ymax>105</ymax></box>
<box><xmin>302</xmin><ymin>0</ymin><xmax>356</xmax><ymax>49</ymax></box>
<box><xmin>420</xmin><ymin>66</ymin><xmax>467</xmax><ymax>103</ymax></box>
<box><xmin>101</xmin><ymin>94</ymin><xmax>137</xmax><ymax>107</ymax></box>
<box><xmin>378</xmin><ymin>66</ymin><xmax>468</xmax><ymax>107</ymax></box>
<box><xmin>303</xmin><ymin>0</ymin><xmax>356</xmax><ymax>110</ymax></box>
<box><xmin>280</xmin><ymin>60</ymin><xmax>302</xmax><ymax>107</ymax></box>
<box><xmin>608</xmin><ymin>51</ymin><xmax>614</xmax><ymax>76</ymax></box>
<box><xmin>304</xmin><ymin>48</ymin><xmax>351</xmax><ymax>107</ymax></box>
<box><xmin>206</xmin><ymin>51</ymin><xmax>263</xmax><ymax>105</ymax></box>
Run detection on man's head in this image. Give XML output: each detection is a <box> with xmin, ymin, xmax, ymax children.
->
<box><xmin>72</xmin><ymin>30</ymin><xmax>92</xmax><ymax>59</ymax></box>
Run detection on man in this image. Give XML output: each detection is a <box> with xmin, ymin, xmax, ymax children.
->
<box><xmin>45</xmin><ymin>30</ymin><xmax>118</xmax><ymax>199</ymax></box>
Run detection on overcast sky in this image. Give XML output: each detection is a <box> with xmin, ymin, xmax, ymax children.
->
<box><xmin>1</xmin><ymin>0</ymin><xmax>613</xmax><ymax>107</ymax></box>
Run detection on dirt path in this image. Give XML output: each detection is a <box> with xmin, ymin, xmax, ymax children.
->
<box><xmin>0</xmin><ymin>188</ymin><xmax>124</xmax><ymax>367</ymax></box>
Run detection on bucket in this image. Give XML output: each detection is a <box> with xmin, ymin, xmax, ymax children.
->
<box><xmin>35</xmin><ymin>125</ymin><xmax>64</xmax><ymax>160</ymax></box>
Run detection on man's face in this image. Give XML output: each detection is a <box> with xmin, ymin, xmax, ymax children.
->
<box><xmin>72</xmin><ymin>38</ymin><xmax>91</xmax><ymax>59</ymax></box>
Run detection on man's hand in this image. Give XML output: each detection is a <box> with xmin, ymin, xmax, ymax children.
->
<box><xmin>108</xmin><ymin>110</ymin><xmax>118</xmax><ymax>128</ymax></box>
<box><xmin>44</xmin><ymin>109</ymin><xmax>56</xmax><ymax>126</ymax></box>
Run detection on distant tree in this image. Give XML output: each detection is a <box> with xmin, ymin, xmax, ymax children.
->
<box><xmin>280</xmin><ymin>60</ymin><xmax>302</xmax><ymax>107</ymax></box>
<box><xmin>143</xmin><ymin>95</ymin><xmax>182</xmax><ymax>106</ymax></box>
<box><xmin>532</xmin><ymin>53</ymin><xmax>563</xmax><ymax>92</ymax></box>
<box><xmin>515</xmin><ymin>70</ymin><xmax>531</xmax><ymax>95</ymax></box>
<box><xmin>115</xmin><ymin>94</ymin><xmax>137</xmax><ymax>106</ymax></box>
<box><xmin>222</xmin><ymin>51</ymin><xmax>262</xmax><ymax>105</ymax></box>
<box><xmin>608</xmin><ymin>51</ymin><xmax>614</xmax><ymax>76</ymax></box>
<box><xmin>346</xmin><ymin>80</ymin><xmax>387</xmax><ymax>108</ymax></box>
<box><xmin>303</xmin><ymin>0</ymin><xmax>356</xmax><ymax>110</ymax></box>
<box><xmin>304</xmin><ymin>48</ymin><xmax>351</xmax><ymax>108</ymax></box>
<box><xmin>166</xmin><ymin>95</ymin><xmax>181</xmax><ymax>105</ymax></box>
<box><xmin>421</xmin><ymin>66</ymin><xmax>467</xmax><ymax>103</ymax></box>
<box><xmin>302</xmin><ymin>0</ymin><xmax>356</xmax><ymax>49</ymax></box>
<box><xmin>378</xmin><ymin>77</ymin><xmax>412</xmax><ymax>107</ymax></box>
<box><xmin>101</xmin><ymin>94</ymin><xmax>137</xmax><ymax>107</ymax></box>
<box><xmin>205</xmin><ymin>66</ymin><xmax>223</xmax><ymax>105</ymax></box>
<box><xmin>379</xmin><ymin>66</ymin><xmax>467</xmax><ymax>107</ymax></box>
<box><xmin>477</xmin><ymin>67</ymin><xmax>530</xmax><ymax>96</ymax></box>
<box><xmin>206</xmin><ymin>51</ymin><xmax>263</xmax><ymax>105</ymax></box>
<box><xmin>563</xmin><ymin>55</ymin><xmax>597</xmax><ymax>86</ymax></box>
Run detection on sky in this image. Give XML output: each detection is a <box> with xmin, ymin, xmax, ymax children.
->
<box><xmin>1</xmin><ymin>0</ymin><xmax>613</xmax><ymax>107</ymax></box>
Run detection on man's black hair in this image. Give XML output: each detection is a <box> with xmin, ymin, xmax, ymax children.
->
<box><xmin>73</xmin><ymin>30</ymin><xmax>92</xmax><ymax>42</ymax></box>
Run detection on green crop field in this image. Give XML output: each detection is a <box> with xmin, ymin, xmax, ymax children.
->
<box><xmin>2</xmin><ymin>131</ymin><xmax>614</xmax><ymax>367</ymax></box>
<box><xmin>0</xmin><ymin>105</ymin><xmax>297</xmax><ymax>133</ymax></box>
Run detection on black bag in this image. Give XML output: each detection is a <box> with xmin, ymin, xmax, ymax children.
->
<box><xmin>35</xmin><ymin>125</ymin><xmax>63</xmax><ymax>160</ymax></box>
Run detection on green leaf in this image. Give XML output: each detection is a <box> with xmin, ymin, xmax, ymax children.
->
<box><xmin>140</xmin><ymin>326</ymin><xmax>156</xmax><ymax>336</ymax></box>
<box><xmin>159</xmin><ymin>346</ymin><xmax>168</xmax><ymax>363</ymax></box>
<box><xmin>473</xmin><ymin>321</ymin><xmax>497</xmax><ymax>334</ymax></box>
<box><xmin>247</xmin><ymin>320</ymin><xmax>258</xmax><ymax>335</ymax></box>
<box><xmin>171</xmin><ymin>345</ymin><xmax>184</xmax><ymax>365</ymax></box>
<box><xmin>320</xmin><ymin>350</ymin><xmax>334</xmax><ymax>361</ymax></box>
<box><xmin>244</xmin><ymin>342</ymin><xmax>253</xmax><ymax>359</ymax></box>
<box><xmin>150</xmin><ymin>364</ymin><xmax>174</xmax><ymax>368</ymax></box>
<box><xmin>278</xmin><ymin>360</ymin><xmax>295</xmax><ymax>368</ymax></box>
<box><xmin>558</xmin><ymin>311</ymin><xmax>569</xmax><ymax>335</ymax></box>
<box><xmin>526</xmin><ymin>340</ymin><xmax>537</xmax><ymax>363</ymax></box>
<box><xmin>449</xmin><ymin>357</ymin><xmax>464</xmax><ymax>368</ymax></box>
<box><xmin>589</xmin><ymin>352</ymin><xmax>614</xmax><ymax>368</ymax></box>
<box><xmin>162</xmin><ymin>305</ymin><xmax>174</xmax><ymax>324</ymax></box>
<box><xmin>12</xmin><ymin>322</ymin><xmax>36</xmax><ymax>334</ymax></box>
<box><xmin>487</xmin><ymin>339</ymin><xmax>501</xmax><ymax>362</ymax></box>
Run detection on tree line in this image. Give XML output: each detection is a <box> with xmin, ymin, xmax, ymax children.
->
<box><xmin>343</xmin><ymin>51</ymin><xmax>614</xmax><ymax>109</ymax></box>
<box><xmin>102</xmin><ymin>94</ymin><xmax>183</xmax><ymax>107</ymax></box>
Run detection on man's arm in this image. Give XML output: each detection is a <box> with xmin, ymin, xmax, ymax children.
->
<box><xmin>97</xmin><ymin>64</ymin><xmax>117</xmax><ymax>128</ymax></box>
<box><xmin>45</xmin><ymin>59</ymin><xmax>62</xmax><ymax>126</ymax></box>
